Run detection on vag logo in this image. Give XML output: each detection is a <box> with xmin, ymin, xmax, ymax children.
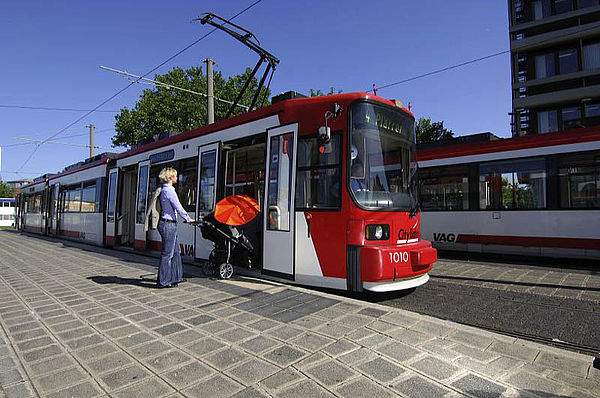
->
<box><xmin>179</xmin><ymin>244</ymin><xmax>194</xmax><ymax>256</ymax></box>
<box><xmin>433</xmin><ymin>233</ymin><xmax>456</xmax><ymax>242</ymax></box>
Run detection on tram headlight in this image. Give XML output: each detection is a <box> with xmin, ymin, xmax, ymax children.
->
<box><xmin>365</xmin><ymin>224</ymin><xmax>390</xmax><ymax>241</ymax></box>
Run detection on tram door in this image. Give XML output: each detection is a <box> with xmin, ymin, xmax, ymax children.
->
<box><xmin>263</xmin><ymin>124</ymin><xmax>298</xmax><ymax>278</ymax></box>
<box><xmin>106</xmin><ymin>168</ymin><xmax>119</xmax><ymax>245</ymax></box>
<box><xmin>49</xmin><ymin>183</ymin><xmax>60</xmax><ymax>235</ymax></box>
<box><xmin>194</xmin><ymin>142</ymin><xmax>220</xmax><ymax>260</ymax></box>
<box><xmin>134</xmin><ymin>161</ymin><xmax>150</xmax><ymax>249</ymax></box>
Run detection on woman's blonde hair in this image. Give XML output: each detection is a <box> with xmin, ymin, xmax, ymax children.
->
<box><xmin>158</xmin><ymin>167</ymin><xmax>177</xmax><ymax>183</ymax></box>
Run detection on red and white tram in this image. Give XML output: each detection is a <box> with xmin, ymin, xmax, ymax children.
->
<box><xmin>418</xmin><ymin>126</ymin><xmax>600</xmax><ymax>260</ymax></box>
<box><xmin>19</xmin><ymin>92</ymin><xmax>437</xmax><ymax>292</ymax></box>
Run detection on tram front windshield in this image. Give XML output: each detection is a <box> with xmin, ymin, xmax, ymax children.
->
<box><xmin>349</xmin><ymin>102</ymin><xmax>417</xmax><ymax>210</ymax></box>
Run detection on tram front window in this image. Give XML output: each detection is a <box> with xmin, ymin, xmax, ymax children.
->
<box><xmin>349</xmin><ymin>102</ymin><xmax>417</xmax><ymax>210</ymax></box>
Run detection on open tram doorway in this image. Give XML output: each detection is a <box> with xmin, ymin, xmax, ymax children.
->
<box><xmin>195</xmin><ymin>134</ymin><xmax>267</xmax><ymax>268</ymax></box>
<box><xmin>116</xmin><ymin>166</ymin><xmax>137</xmax><ymax>247</ymax></box>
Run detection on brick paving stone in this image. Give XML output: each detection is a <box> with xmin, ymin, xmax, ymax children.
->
<box><xmin>534</xmin><ymin>351</ymin><xmax>590</xmax><ymax>377</ymax></box>
<box><xmin>246</xmin><ymin>319</ymin><xmax>280</xmax><ymax>332</ymax></box>
<box><xmin>2</xmin><ymin>381</ymin><xmax>33</xmax><ymax>398</ymax></box>
<box><xmin>451</xmin><ymin>373</ymin><xmax>507</xmax><ymax>398</ymax></box>
<box><xmin>65</xmin><ymin>333</ymin><xmax>105</xmax><ymax>350</ymax></box>
<box><xmin>263</xmin><ymin>345</ymin><xmax>308</xmax><ymax>367</ymax></box>
<box><xmin>504</xmin><ymin>370</ymin><xmax>571</xmax><ymax>396</ymax></box>
<box><xmin>22</xmin><ymin>344</ymin><xmax>62</xmax><ymax>362</ymax></box>
<box><xmin>411</xmin><ymin>356</ymin><xmax>462</xmax><ymax>381</ymax></box>
<box><xmin>15</xmin><ymin>336</ymin><xmax>54</xmax><ymax>352</ymax></box>
<box><xmin>239</xmin><ymin>335</ymin><xmax>279</xmax><ymax>355</ymax></box>
<box><xmin>290</xmin><ymin>332</ymin><xmax>334</xmax><ymax>352</ymax></box>
<box><xmin>153</xmin><ymin>323</ymin><xmax>188</xmax><ymax>336</ymax></box>
<box><xmin>265</xmin><ymin>325</ymin><xmax>304</xmax><ymax>341</ymax></box>
<box><xmin>86</xmin><ymin>352</ymin><xmax>133</xmax><ymax>375</ymax></box>
<box><xmin>184</xmin><ymin>314</ymin><xmax>215</xmax><ymax>326</ymax></box>
<box><xmin>230</xmin><ymin>386</ymin><xmax>270</xmax><ymax>398</ymax></box>
<box><xmin>33</xmin><ymin>367</ymin><xmax>87</xmax><ymax>394</ymax></box>
<box><xmin>337</xmin><ymin>347</ymin><xmax>378</xmax><ymax>366</ymax></box>
<box><xmin>217</xmin><ymin>327</ymin><xmax>257</xmax><ymax>343</ymax></box>
<box><xmin>128</xmin><ymin>340</ymin><xmax>170</xmax><ymax>359</ymax></box>
<box><xmin>226</xmin><ymin>358</ymin><xmax>280</xmax><ymax>386</ymax></box>
<box><xmin>0</xmin><ymin>369</ymin><xmax>24</xmax><ymax>387</ymax></box>
<box><xmin>336</xmin><ymin>376</ymin><xmax>395</xmax><ymax>398</ymax></box>
<box><xmin>11</xmin><ymin>329</ymin><xmax>47</xmax><ymax>343</ymax></box>
<box><xmin>166</xmin><ymin>329</ymin><xmax>204</xmax><ymax>346</ymax></box>
<box><xmin>199</xmin><ymin>320</ymin><xmax>236</xmax><ymax>334</ymax></box>
<box><xmin>139</xmin><ymin>316</ymin><xmax>171</xmax><ymax>329</ymax></box>
<box><xmin>304</xmin><ymin>360</ymin><xmax>357</xmax><ymax>387</ymax></box>
<box><xmin>182</xmin><ymin>375</ymin><xmax>244</xmax><ymax>398</ymax></box>
<box><xmin>100</xmin><ymin>364</ymin><xmax>150</xmax><ymax>391</ymax></box>
<box><xmin>375</xmin><ymin>341</ymin><xmax>421</xmax><ymax>363</ymax></box>
<box><xmin>278</xmin><ymin>380</ymin><xmax>336</xmax><ymax>398</ymax></box>
<box><xmin>116</xmin><ymin>332</ymin><xmax>154</xmax><ymax>348</ymax></box>
<box><xmin>26</xmin><ymin>354</ymin><xmax>76</xmax><ymax>377</ymax></box>
<box><xmin>357</xmin><ymin>357</ymin><xmax>406</xmax><ymax>383</ymax></box>
<box><xmin>144</xmin><ymin>350</ymin><xmax>193</xmax><ymax>373</ymax></box>
<box><xmin>393</xmin><ymin>375</ymin><xmax>451</xmax><ymax>398</ymax></box>
<box><xmin>203</xmin><ymin>347</ymin><xmax>250</xmax><ymax>371</ymax></box>
<box><xmin>452</xmin><ymin>343</ymin><xmax>501</xmax><ymax>363</ymax></box>
<box><xmin>163</xmin><ymin>361</ymin><xmax>214</xmax><ymax>389</ymax></box>
<box><xmin>447</xmin><ymin>330</ymin><xmax>494</xmax><ymax>350</ymax></box>
<box><xmin>259</xmin><ymin>367</ymin><xmax>306</xmax><ymax>391</ymax></box>
<box><xmin>187</xmin><ymin>337</ymin><xmax>227</xmax><ymax>357</ymax></box>
<box><xmin>56</xmin><ymin>326</ymin><xmax>94</xmax><ymax>341</ymax></box>
<box><xmin>321</xmin><ymin>339</ymin><xmax>359</xmax><ymax>357</ymax></box>
<box><xmin>112</xmin><ymin>377</ymin><xmax>175</xmax><ymax>398</ymax></box>
<box><xmin>106</xmin><ymin>325</ymin><xmax>142</xmax><ymax>339</ymax></box>
<box><xmin>487</xmin><ymin>341</ymin><xmax>539</xmax><ymax>362</ymax></box>
<box><xmin>75</xmin><ymin>342</ymin><xmax>119</xmax><ymax>362</ymax></box>
<box><xmin>46</xmin><ymin>381</ymin><xmax>103</xmax><ymax>398</ymax></box>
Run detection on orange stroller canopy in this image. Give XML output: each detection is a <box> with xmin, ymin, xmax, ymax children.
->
<box><xmin>214</xmin><ymin>195</ymin><xmax>260</xmax><ymax>226</ymax></box>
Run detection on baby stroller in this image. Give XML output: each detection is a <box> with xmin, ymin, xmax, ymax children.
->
<box><xmin>198</xmin><ymin>195</ymin><xmax>258</xmax><ymax>279</ymax></box>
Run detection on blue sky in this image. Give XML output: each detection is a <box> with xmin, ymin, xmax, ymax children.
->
<box><xmin>0</xmin><ymin>0</ymin><xmax>511</xmax><ymax>179</ymax></box>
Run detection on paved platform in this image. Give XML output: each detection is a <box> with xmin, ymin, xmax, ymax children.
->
<box><xmin>0</xmin><ymin>231</ymin><xmax>598</xmax><ymax>398</ymax></box>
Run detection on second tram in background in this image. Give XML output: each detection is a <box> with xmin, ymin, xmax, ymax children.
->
<box><xmin>18</xmin><ymin>92</ymin><xmax>437</xmax><ymax>293</ymax></box>
<box><xmin>418</xmin><ymin>127</ymin><xmax>600</xmax><ymax>260</ymax></box>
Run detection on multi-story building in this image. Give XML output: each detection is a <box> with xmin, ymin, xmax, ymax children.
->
<box><xmin>509</xmin><ymin>0</ymin><xmax>600</xmax><ymax>136</ymax></box>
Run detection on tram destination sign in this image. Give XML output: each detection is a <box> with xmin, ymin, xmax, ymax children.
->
<box><xmin>149</xmin><ymin>149</ymin><xmax>175</xmax><ymax>164</ymax></box>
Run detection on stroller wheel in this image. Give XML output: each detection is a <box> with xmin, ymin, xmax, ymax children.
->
<box><xmin>219</xmin><ymin>263</ymin><xmax>234</xmax><ymax>279</ymax></box>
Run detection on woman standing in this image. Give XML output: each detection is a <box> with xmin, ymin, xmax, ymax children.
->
<box><xmin>157</xmin><ymin>167</ymin><xmax>195</xmax><ymax>288</ymax></box>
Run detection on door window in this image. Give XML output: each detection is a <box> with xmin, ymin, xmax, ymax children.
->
<box><xmin>198</xmin><ymin>150</ymin><xmax>217</xmax><ymax>213</ymax></box>
<box><xmin>107</xmin><ymin>172</ymin><xmax>117</xmax><ymax>222</ymax></box>
<box><xmin>267</xmin><ymin>133</ymin><xmax>294</xmax><ymax>231</ymax></box>
<box><xmin>136</xmin><ymin>165</ymin><xmax>149</xmax><ymax>224</ymax></box>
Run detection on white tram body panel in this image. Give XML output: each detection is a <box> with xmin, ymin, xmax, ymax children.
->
<box><xmin>418</xmin><ymin>128</ymin><xmax>600</xmax><ymax>260</ymax></box>
<box><xmin>49</xmin><ymin>163</ymin><xmax>109</xmax><ymax>246</ymax></box>
<box><xmin>109</xmin><ymin>115</ymin><xmax>280</xmax><ymax>260</ymax></box>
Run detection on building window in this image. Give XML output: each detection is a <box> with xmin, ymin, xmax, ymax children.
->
<box><xmin>538</xmin><ymin>109</ymin><xmax>558</xmax><ymax>133</ymax></box>
<box><xmin>562</xmin><ymin>106</ymin><xmax>583</xmax><ymax>129</ymax></box>
<box><xmin>535</xmin><ymin>53</ymin><xmax>556</xmax><ymax>78</ymax></box>
<box><xmin>532</xmin><ymin>0</ymin><xmax>553</xmax><ymax>19</ymax></box>
<box><xmin>295</xmin><ymin>133</ymin><xmax>341</xmax><ymax>210</ymax></box>
<box><xmin>420</xmin><ymin>166</ymin><xmax>469</xmax><ymax>211</ymax></box>
<box><xmin>578</xmin><ymin>0</ymin><xmax>599</xmax><ymax>7</ymax></box>
<box><xmin>555</xmin><ymin>0</ymin><xmax>574</xmax><ymax>13</ymax></box>
<box><xmin>479</xmin><ymin>158</ymin><xmax>547</xmax><ymax>210</ymax></box>
<box><xmin>582</xmin><ymin>42</ymin><xmax>600</xmax><ymax>70</ymax></box>
<box><xmin>558</xmin><ymin>48</ymin><xmax>579</xmax><ymax>74</ymax></box>
<box><xmin>559</xmin><ymin>152</ymin><xmax>600</xmax><ymax>208</ymax></box>
<box><xmin>585</xmin><ymin>102</ymin><xmax>600</xmax><ymax>125</ymax></box>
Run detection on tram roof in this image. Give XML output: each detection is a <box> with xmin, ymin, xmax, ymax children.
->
<box><xmin>416</xmin><ymin>125</ymin><xmax>600</xmax><ymax>162</ymax></box>
<box><xmin>116</xmin><ymin>92</ymin><xmax>412</xmax><ymax>161</ymax></box>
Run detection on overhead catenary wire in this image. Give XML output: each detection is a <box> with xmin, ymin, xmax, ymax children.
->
<box><xmin>0</xmin><ymin>104</ymin><xmax>119</xmax><ymax>113</ymax></box>
<box><xmin>15</xmin><ymin>0</ymin><xmax>264</xmax><ymax>173</ymax></box>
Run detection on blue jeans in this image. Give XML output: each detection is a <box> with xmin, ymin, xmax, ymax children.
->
<box><xmin>157</xmin><ymin>220</ymin><xmax>183</xmax><ymax>286</ymax></box>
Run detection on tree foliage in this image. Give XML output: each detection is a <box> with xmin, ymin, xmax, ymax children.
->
<box><xmin>309</xmin><ymin>87</ymin><xmax>342</xmax><ymax>97</ymax></box>
<box><xmin>113</xmin><ymin>66</ymin><xmax>271</xmax><ymax>148</ymax></box>
<box><xmin>0</xmin><ymin>182</ymin><xmax>14</xmax><ymax>198</ymax></box>
<box><xmin>415</xmin><ymin>117</ymin><xmax>454</xmax><ymax>144</ymax></box>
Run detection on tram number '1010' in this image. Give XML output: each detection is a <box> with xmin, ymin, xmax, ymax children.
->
<box><xmin>389</xmin><ymin>252</ymin><xmax>409</xmax><ymax>264</ymax></box>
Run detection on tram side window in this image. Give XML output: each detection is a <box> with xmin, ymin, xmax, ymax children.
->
<box><xmin>81</xmin><ymin>181</ymin><xmax>96</xmax><ymax>213</ymax></box>
<box><xmin>479</xmin><ymin>158</ymin><xmax>546</xmax><ymax>210</ymax></box>
<box><xmin>295</xmin><ymin>133</ymin><xmax>341</xmax><ymax>210</ymax></box>
<box><xmin>558</xmin><ymin>152</ymin><xmax>600</xmax><ymax>208</ymax></box>
<box><xmin>420</xmin><ymin>166</ymin><xmax>469</xmax><ymax>211</ymax></box>
<box><xmin>107</xmin><ymin>173</ymin><xmax>118</xmax><ymax>222</ymax></box>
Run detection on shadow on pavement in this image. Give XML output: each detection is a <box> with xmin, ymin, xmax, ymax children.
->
<box><xmin>87</xmin><ymin>275</ymin><xmax>159</xmax><ymax>288</ymax></box>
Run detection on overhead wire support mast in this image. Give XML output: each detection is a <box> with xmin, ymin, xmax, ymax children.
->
<box><xmin>195</xmin><ymin>12</ymin><xmax>279</xmax><ymax>117</ymax></box>
<box><xmin>99</xmin><ymin>66</ymin><xmax>249</xmax><ymax>110</ymax></box>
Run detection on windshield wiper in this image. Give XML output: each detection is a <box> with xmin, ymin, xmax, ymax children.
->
<box><xmin>408</xmin><ymin>166</ymin><xmax>420</xmax><ymax>218</ymax></box>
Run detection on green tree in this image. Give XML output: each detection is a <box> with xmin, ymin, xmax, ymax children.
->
<box><xmin>0</xmin><ymin>182</ymin><xmax>14</xmax><ymax>198</ymax></box>
<box><xmin>309</xmin><ymin>87</ymin><xmax>342</xmax><ymax>97</ymax></box>
<box><xmin>415</xmin><ymin>117</ymin><xmax>454</xmax><ymax>144</ymax></box>
<box><xmin>113</xmin><ymin>66</ymin><xmax>271</xmax><ymax>148</ymax></box>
